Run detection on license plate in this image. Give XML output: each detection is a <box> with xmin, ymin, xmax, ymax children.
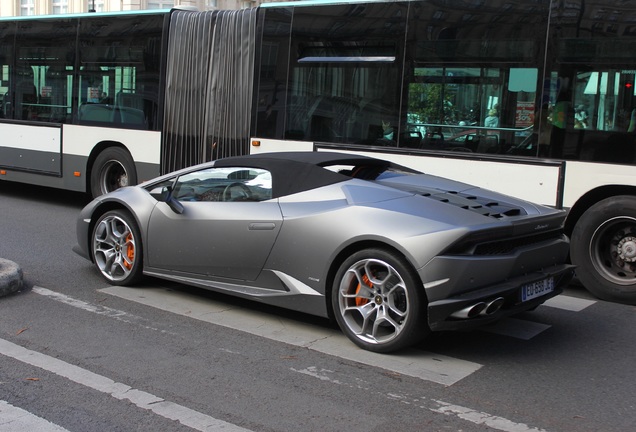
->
<box><xmin>521</xmin><ymin>277</ymin><xmax>554</xmax><ymax>302</ymax></box>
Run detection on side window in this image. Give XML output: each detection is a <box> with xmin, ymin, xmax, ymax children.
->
<box><xmin>14</xmin><ymin>19</ymin><xmax>76</xmax><ymax>123</ymax></box>
<box><xmin>285</xmin><ymin>2</ymin><xmax>407</xmax><ymax>145</ymax></box>
<box><xmin>0</xmin><ymin>22</ymin><xmax>13</xmax><ymax>120</ymax></box>
<box><xmin>405</xmin><ymin>1</ymin><xmax>546</xmax><ymax>155</ymax></box>
<box><xmin>173</xmin><ymin>167</ymin><xmax>272</xmax><ymax>202</ymax></box>
<box><xmin>78</xmin><ymin>15</ymin><xmax>163</xmax><ymax>130</ymax></box>
<box><xmin>407</xmin><ymin>67</ymin><xmax>538</xmax><ymax>155</ymax></box>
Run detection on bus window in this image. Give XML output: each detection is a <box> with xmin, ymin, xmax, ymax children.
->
<box><xmin>406</xmin><ymin>66</ymin><xmax>538</xmax><ymax>154</ymax></box>
<box><xmin>288</xmin><ymin>54</ymin><xmax>400</xmax><ymax>145</ymax></box>
<box><xmin>284</xmin><ymin>2</ymin><xmax>407</xmax><ymax>146</ymax></box>
<box><xmin>0</xmin><ymin>22</ymin><xmax>14</xmax><ymax>120</ymax></box>
<box><xmin>404</xmin><ymin>1</ymin><xmax>544</xmax><ymax>154</ymax></box>
<box><xmin>14</xmin><ymin>18</ymin><xmax>76</xmax><ymax>123</ymax></box>
<box><xmin>78</xmin><ymin>15</ymin><xmax>163</xmax><ymax>130</ymax></box>
<box><xmin>0</xmin><ymin>65</ymin><xmax>9</xmax><ymax>119</ymax></box>
<box><xmin>571</xmin><ymin>71</ymin><xmax>635</xmax><ymax>133</ymax></box>
<box><xmin>546</xmin><ymin>68</ymin><xmax>636</xmax><ymax>163</ymax></box>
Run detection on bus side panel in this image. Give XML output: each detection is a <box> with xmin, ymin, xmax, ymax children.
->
<box><xmin>62</xmin><ymin>124</ymin><xmax>162</xmax><ymax>184</ymax></box>
<box><xmin>317</xmin><ymin>146</ymin><xmax>564</xmax><ymax>208</ymax></box>
<box><xmin>392</xmin><ymin>155</ymin><xmax>563</xmax><ymax>208</ymax></box>
<box><xmin>0</xmin><ymin>122</ymin><xmax>61</xmax><ymax>174</ymax></box>
<box><xmin>563</xmin><ymin>162</ymin><xmax>636</xmax><ymax>208</ymax></box>
<box><xmin>250</xmin><ymin>138</ymin><xmax>314</xmax><ymax>155</ymax></box>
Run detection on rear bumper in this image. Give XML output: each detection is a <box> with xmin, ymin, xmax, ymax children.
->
<box><xmin>427</xmin><ymin>263</ymin><xmax>575</xmax><ymax>331</ymax></box>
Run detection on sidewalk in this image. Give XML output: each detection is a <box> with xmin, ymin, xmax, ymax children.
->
<box><xmin>0</xmin><ymin>258</ymin><xmax>23</xmax><ymax>298</ymax></box>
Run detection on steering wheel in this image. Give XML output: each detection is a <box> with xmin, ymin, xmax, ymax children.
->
<box><xmin>222</xmin><ymin>182</ymin><xmax>253</xmax><ymax>201</ymax></box>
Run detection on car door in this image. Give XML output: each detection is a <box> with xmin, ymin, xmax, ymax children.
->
<box><xmin>145</xmin><ymin>167</ymin><xmax>282</xmax><ymax>281</ymax></box>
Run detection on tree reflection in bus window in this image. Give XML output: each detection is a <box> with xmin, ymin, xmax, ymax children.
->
<box><xmin>406</xmin><ymin>67</ymin><xmax>538</xmax><ymax>155</ymax></box>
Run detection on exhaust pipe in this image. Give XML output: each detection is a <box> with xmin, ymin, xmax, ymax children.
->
<box><xmin>480</xmin><ymin>297</ymin><xmax>505</xmax><ymax>316</ymax></box>
<box><xmin>450</xmin><ymin>302</ymin><xmax>486</xmax><ymax>319</ymax></box>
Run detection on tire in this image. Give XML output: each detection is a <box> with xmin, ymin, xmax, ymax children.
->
<box><xmin>571</xmin><ymin>196</ymin><xmax>636</xmax><ymax>304</ymax></box>
<box><xmin>91</xmin><ymin>209</ymin><xmax>143</xmax><ymax>286</ymax></box>
<box><xmin>331</xmin><ymin>248</ymin><xmax>429</xmax><ymax>353</ymax></box>
<box><xmin>90</xmin><ymin>147</ymin><xmax>137</xmax><ymax>198</ymax></box>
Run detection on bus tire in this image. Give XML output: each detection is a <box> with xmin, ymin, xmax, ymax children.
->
<box><xmin>90</xmin><ymin>147</ymin><xmax>137</xmax><ymax>198</ymax></box>
<box><xmin>571</xmin><ymin>196</ymin><xmax>636</xmax><ymax>304</ymax></box>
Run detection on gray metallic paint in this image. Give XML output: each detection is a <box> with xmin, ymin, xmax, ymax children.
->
<box><xmin>75</xmin><ymin>153</ymin><xmax>573</xmax><ymax>328</ymax></box>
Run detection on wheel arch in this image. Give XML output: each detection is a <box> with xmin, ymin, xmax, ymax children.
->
<box><xmin>324</xmin><ymin>240</ymin><xmax>426</xmax><ymax>321</ymax></box>
<box><xmin>85</xmin><ymin>201</ymin><xmax>142</xmax><ymax>263</ymax></box>
<box><xmin>565</xmin><ymin>185</ymin><xmax>636</xmax><ymax>237</ymax></box>
<box><xmin>86</xmin><ymin>141</ymin><xmax>134</xmax><ymax>192</ymax></box>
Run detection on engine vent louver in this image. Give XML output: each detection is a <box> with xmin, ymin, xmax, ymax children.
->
<box><xmin>423</xmin><ymin>191</ymin><xmax>527</xmax><ymax>219</ymax></box>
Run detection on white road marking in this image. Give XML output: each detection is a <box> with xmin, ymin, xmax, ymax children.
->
<box><xmin>31</xmin><ymin>286</ymin><xmax>590</xmax><ymax>387</ymax></box>
<box><xmin>0</xmin><ymin>338</ymin><xmax>251</xmax><ymax>432</ymax></box>
<box><xmin>430</xmin><ymin>400</ymin><xmax>548</xmax><ymax>432</ymax></box>
<box><xmin>289</xmin><ymin>367</ymin><xmax>549</xmax><ymax>432</ymax></box>
<box><xmin>0</xmin><ymin>400</ymin><xmax>70</xmax><ymax>432</ymax></box>
<box><xmin>542</xmin><ymin>295</ymin><xmax>596</xmax><ymax>312</ymax></box>
<box><xmin>32</xmin><ymin>286</ymin><xmax>177</xmax><ymax>335</ymax></box>
<box><xmin>100</xmin><ymin>285</ymin><xmax>481</xmax><ymax>386</ymax></box>
<box><xmin>21</xmin><ymin>287</ymin><xmax>584</xmax><ymax>431</ymax></box>
<box><xmin>480</xmin><ymin>318</ymin><xmax>551</xmax><ymax>340</ymax></box>
<box><xmin>477</xmin><ymin>294</ymin><xmax>596</xmax><ymax>339</ymax></box>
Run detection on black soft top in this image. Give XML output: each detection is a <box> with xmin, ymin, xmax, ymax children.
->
<box><xmin>213</xmin><ymin>151</ymin><xmax>414</xmax><ymax>198</ymax></box>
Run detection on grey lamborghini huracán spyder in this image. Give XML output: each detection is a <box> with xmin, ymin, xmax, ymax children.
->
<box><xmin>75</xmin><ymin>152</ymin><xmax>574</xmax><ymax>352</ymax></box>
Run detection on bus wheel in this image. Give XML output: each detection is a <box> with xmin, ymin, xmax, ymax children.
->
<box><xmin>331</xmin><ymin>248</ymin><xmax>429</xmax><ymax>353</ymax></box>
<box><xmin>571</xmin><ymin>196</ymin><xmax>636</xmax><ymax>304</ymax></box>
<box><xmin>90</xmin><ymin>147</ymin><xmax>137</xmax><ymax>198</ymax></box>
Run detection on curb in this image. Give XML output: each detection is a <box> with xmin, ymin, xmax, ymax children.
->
<box><xmin>0</xmin><ymin>258</ymin><xmax>23</xmax><ymax>297</ymax></box>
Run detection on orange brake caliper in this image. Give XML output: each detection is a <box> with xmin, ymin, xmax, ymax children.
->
<box><xmin>123</xmin><ymin>234</ymin><xmax>134</xmax><ymax>270</ymax></box>
<box><xmin>355</xmin><ymin>274</ymin><xmax>373</xmax><ymax>306</ymax></box>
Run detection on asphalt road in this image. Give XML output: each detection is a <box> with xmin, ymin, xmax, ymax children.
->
<box><xmin>1</xmin><ymin>180</ymin><xmax>635</xmax><ymax>432</ymax></box>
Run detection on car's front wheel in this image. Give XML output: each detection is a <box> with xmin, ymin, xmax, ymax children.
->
<box><xmin>92</xmin><ymin>209</ymin><xmax>143</xmax><ymax>285</ymax></box>
<box><xmin>332</xmin><ymin>248</ymin><xmax>428</xmax><ymax>353</ymax></box>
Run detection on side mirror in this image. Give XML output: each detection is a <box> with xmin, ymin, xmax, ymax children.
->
<box><xmin>149</xmin><ymin>186</ymin><xmax>171</xmax><ymax>201</ymax></box>
<box><xmin>166</xmin><ymin>194</ymin><xmax>185</xmax><ymax>214</ymax></box>
<box><xmin>150</xmin><ymin>185</ymin><xmax>184</xmax><ymax>214</ymax></box>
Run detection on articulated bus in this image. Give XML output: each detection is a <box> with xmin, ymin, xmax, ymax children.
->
<box><xmin>1</xmin><ymin>0</ymin><xmax>636</xmax><ymax>304</ymax></box>
<box><xmin>249</xmin><ymin>0</ymin><xmax>636</xmax><ymax>305</ymax></box>
<box><xmin>0</xmin><ymin>7</ymin><xmax>256</xmax><ymax>197</ymax></box>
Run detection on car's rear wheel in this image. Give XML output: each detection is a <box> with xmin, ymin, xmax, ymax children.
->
<box><xmin>92</xmin><ymin>209</ymin><xmax>143</xmax><ymax>286</ymax></box>
<box><xmin>571</xmin><ymin>196</ymin><xmax>636</xmax><ymax>304</ymax></box>
<box><xmin>332</xmin><ymin>248</ymin><xmax>428</xmax><ymax>353</ymax></box>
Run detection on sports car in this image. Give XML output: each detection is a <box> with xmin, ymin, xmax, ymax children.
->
<box><xmin>74</xmin><ymin>151</ymin><xmax>574</xmax><ymax>353</ymax></box>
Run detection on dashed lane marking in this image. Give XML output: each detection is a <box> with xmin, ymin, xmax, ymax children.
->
<box><xmin>290</xmin><ymin>366</ymin><xmax>549</xmax><ymax>432</ymax></box>
<box><xmin>480</xmin><ymin>318</ymin><xmax>551</xmax><ymax>340</ymax></box>
<box><xmin>0</xmin><ymin>400</ymin><xmax>69</xmax><ymax>432</ymax></box>
<box><xmin>99</xmin><ymin>285</ymin><xmax>482</xmax><ymax>386</ymax></box>
<box><xmin>542</xmin><ymin>294</ymin><xmax>596</xmax><ymax>312</ymax></box>
<box><xmin>0</xmin><ymin>337</ymin><xmax>251</xmax><ymax>432</ymax></box>
<box><xmin>32</xmin><ymin>286</ymin><xmax>592</xmax><ymax>386</ymax></box>
<box><xmin>480</xmin><ymin>295</ymin><xmax>596</xmax><ymax>339</ymax></box>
